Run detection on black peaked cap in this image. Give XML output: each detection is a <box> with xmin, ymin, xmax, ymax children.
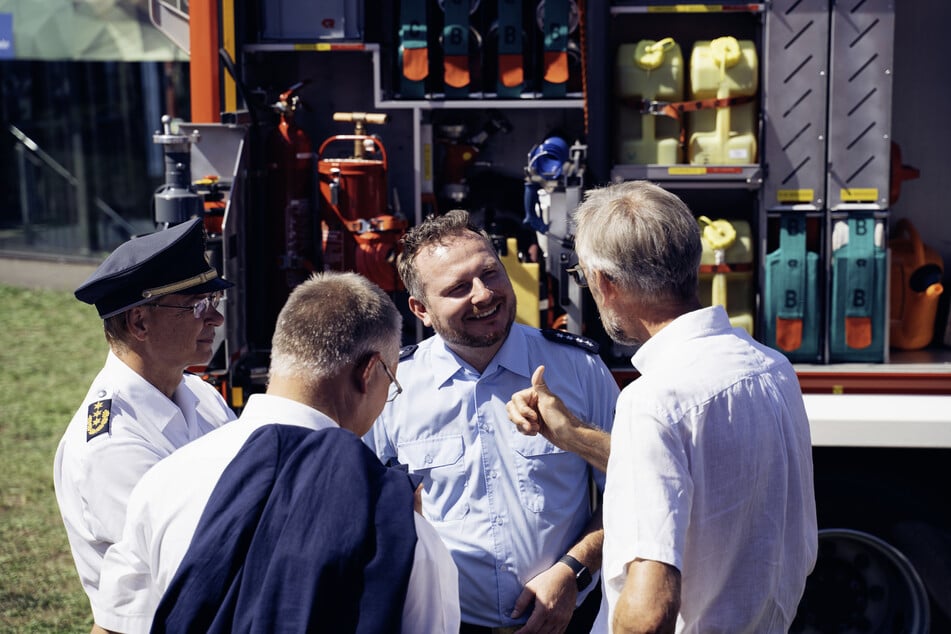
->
<box><xmin>74</xmin><ymin>218</ymin><xmax>233</xmax><ymax>318</ymax></box>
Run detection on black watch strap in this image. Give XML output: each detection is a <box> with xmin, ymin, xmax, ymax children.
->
<box><xmin>558</xmin><ymin>554</ymin><xmax>593</xmax><ymax>591</ymax></box>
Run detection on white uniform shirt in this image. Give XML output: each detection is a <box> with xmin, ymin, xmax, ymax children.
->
<box><xmin>95</xmin><ymin>393</ymin><xmax>460</xmax><ymax>634</ymax></box>
<box><xmin>53</xmin><ymin>351</ymin><xmax>235</xmax><ymax>606</ymax></box>
<box><xmin>599</xmin><ymin>306</ymin><xmax>817</xmax><ymax>633</ymax></box>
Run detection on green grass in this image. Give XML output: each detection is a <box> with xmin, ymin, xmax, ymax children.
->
<box><xmin>0</xmin><ymin>284</ymin><xmax>106</xmax><ymax>633</ymax></box>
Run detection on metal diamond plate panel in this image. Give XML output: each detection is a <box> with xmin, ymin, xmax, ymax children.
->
<box><xmin>827</xmin><ymin>0</ymin><xmax>895</xmax><ymax>210</ymax></box>
<box><xmin>763</xmin><ymin>0</ymin><xmax>831</xmax><ymax>211</ymax></box>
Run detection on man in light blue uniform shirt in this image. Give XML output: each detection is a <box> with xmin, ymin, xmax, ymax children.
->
<box><xmin>365</xmin><ymin>210</ymin><xmax>619</xmax><ymax>633</ymax></box>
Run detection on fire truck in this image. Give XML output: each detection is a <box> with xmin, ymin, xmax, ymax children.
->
<box><xmin>148</xmin><ymin>0</ymin><xmax>951</xmax><ymax>629</ymax></box>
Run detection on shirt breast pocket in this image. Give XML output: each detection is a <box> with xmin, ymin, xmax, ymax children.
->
<box><xmin>511</xmin><ymin>433</ymin><xmax>574</xmax><ymax>513</ymax></box>
<box><xmin>399</xmin><ymin>435</ymin><xmax>469</xmax><ymax>522</ymax></box>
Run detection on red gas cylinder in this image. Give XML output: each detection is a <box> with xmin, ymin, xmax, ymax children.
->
<box><xmin>318</xmin><ymin>125</ymin><xmax>406</xmax><ymax>292</ymax></box>
<box><xmin>266</xmin><ymin>85</ymin><xmax>319</xmax><ymax>313</ymax></box>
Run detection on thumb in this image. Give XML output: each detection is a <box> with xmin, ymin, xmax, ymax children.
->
<box><xmin>510</xmin><ymin>585</ymin><xmax>535</xmax><ymax>619</ymax></box>
<box><xmin>531</xmin><ymin>365</ymin><xmax>550</xmax><ymax>395</ymax></box>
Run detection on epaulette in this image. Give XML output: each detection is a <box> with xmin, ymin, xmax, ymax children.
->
<box><xmin>86</xmin><ymin>397</ymin><xmax>113</xmax><ymax>441</ymax></box>
<box><xmin>399</xmin><ymin>344</ymin><xmax>418</xmax><ymax>360</ymax></box>
<box><xmin>541</xmin><ymin>328</ymin><xmax>600</xmax><ymax>355</ymax></box>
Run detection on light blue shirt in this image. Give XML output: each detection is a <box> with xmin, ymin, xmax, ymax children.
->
<box><xmin>366</xmin><ymin>323</ymin><xmax>619</xmax><ymax>627</ymax></box>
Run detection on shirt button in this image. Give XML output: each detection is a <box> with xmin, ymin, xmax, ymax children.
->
<box><xmin>424</xmin><ymin>454</ymin><xmax>433</xmax><ymax>465</ymax></box>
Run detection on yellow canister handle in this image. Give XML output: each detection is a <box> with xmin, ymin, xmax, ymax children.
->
<box><xmin>634</xmin><ymin>37</ymin><xmax>677</xmax><ymax>71</ymax></box>
<box><xmin>709</xmin><ymin>36</ymin><xmax>742</xmax><ymax>80</ymax></box>
<box><xmin>698</xmin><ymin>215</ymin><xmax>737</xmax><ymax>252</ymax></box>
<box><xmin>699</xmin><ymin>215</ymin><xmax>737</xmax><ymax>309</ymax></box>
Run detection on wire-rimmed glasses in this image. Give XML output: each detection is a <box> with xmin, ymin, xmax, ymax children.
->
<box><xmin>147</xmin><ymin>292</ymin><xmax>222</xmax><ymax>319</ymax></box>
<box><xmin>380</xmin><ymin>361</ymin><xmax>403</xmax><ymax>402</ymax></box>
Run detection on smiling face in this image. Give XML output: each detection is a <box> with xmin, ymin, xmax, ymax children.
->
<box><xmin>407</xmin><ymin>233</ymin><xmax>516</xmax><ymax>369</ymax></box>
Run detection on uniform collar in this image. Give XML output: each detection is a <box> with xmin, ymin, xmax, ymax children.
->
<box><xmin>429</xmin><ymin>323</ymin><xmax>532</xmax><ymax>385</ymax></box>
<box><xmin>485</xmin><ymin>323</ymin><xmax>533</xmax><ymax>379</ymax></box>
<box><xmin>104</xmin><ymin>350</ymin><xmax>188</xmax><ymax>433</ymax></box>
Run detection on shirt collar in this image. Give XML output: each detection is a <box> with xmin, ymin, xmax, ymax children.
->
<box><xmin>632</xmin><ymin>305</ymin><xmax>733</xmax><ymax>374</ymax></box>
<box><xmin>485</xmin><ymin>323</ymin><xmax>533</xmax><ymax>379</ymax></box>
<box><xmin>105</xmin><ymin>350</ymin><xmax>186</xmax><ymax>433</ymax></box>
<box><xmin>239</xmin><ymin>393</ymin><xmax>340</xmax><ymax>431</ymax></box>
<box><xmin>428</xmin><ymin>323</ymin><xmax>532</xmax><ymax>385</ymax></box>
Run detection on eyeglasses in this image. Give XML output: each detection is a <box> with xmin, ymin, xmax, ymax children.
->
<box><xmin>565</xmin><ymin>264</ymin><xmax>589</xmax><ymax>288</ymax></box>
<box><xmin>147</xmin><ymin>292</ymin><xmax>222</xmax><ymax>319</ymax></box>
<box><xmin>379</xmin><ymin>361</ymin><xmax>403</xmax><ymax>402</ymax></box>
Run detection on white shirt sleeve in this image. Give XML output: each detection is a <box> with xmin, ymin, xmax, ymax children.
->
<box><xmin>402</xmin><ymin>513</ymin><xmax>460</xmax><ymax>633</ymax></box>
<box><xmin>92</xmin><ymin>502</ymin><xmax>163</xmax><ymax>634</ymax></box>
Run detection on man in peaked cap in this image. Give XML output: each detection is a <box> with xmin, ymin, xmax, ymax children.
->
<box><xmin>53</xmin><ymin>218</ymin><xmax>238</xmax><ymax>620</ymax></box>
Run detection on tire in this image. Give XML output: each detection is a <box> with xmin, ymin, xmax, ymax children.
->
<box><xmin>791</xmin><ymin>528</ymin><xmax>930</xmax><ymax>633</ymax></box>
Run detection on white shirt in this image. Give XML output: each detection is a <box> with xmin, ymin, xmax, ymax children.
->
<box><xmin>95</xmin><ymin>393</ymin><xmax>460</xmax><ymax>634</ymax></box>
<box><xmin>53</xmin><ymin>351</ymin><xmax>236</xmax><ymax>606</ymax></box>
<box><xmin>599</xmin><ymin>306</ymin><xmax>817</xmax><ymax>633</ymax></box>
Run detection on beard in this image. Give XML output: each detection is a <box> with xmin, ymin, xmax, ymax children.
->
<box><xmin>430</xmin><ymin>301</ymin><xmax>516</xmax><ymax>350</ymax></box>
<box><xmin>602</xmin><ymin>307</ymin><xmax>642</xmax><ymax>347</ymax></box>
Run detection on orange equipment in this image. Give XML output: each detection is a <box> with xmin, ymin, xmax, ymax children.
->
<box><xmin>889</xmin><ymin>218</ymin><xmax>944</xmax><ymax>350</ymax></box>
<box><xmin>318</xmin><ymin>113</ymin><xmax>407</xmax><ymax>292</ymax></box>
<box><xmin>265</xmin><ymin>82</ymin><xmax>320</xmax><ymax>316</ymax></box>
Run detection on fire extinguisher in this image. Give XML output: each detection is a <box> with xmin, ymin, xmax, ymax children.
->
<box><xmin>318</xmin><ymin>112</ymin><xmax>407</xmax><ymax>292</ymax></box>
<box><xmin>265</xmin><ymin>81</ymin><xmax>320</xmax><ymax>312</ymax></box>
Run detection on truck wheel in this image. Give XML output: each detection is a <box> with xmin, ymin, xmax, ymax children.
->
<box><xmin>791</xmin><ymin>528</ymin><xmax>930</xmax><ymax>633</ymax></box>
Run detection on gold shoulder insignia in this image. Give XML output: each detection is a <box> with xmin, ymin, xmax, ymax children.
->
<box><xmin>86</xmin><ymin>399</ymin><xmax>112</xmax><ymax>441</ymax></box>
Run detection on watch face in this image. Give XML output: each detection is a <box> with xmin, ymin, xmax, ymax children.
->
<box><xmin>577</xmin><ymin>567</ymin><xmax>593</xmax><ymax>591</ymax></box>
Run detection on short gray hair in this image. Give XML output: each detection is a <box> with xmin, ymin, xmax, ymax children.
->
<box><xmin>269</xmin><ymin>272</ymin><xmax>402</xmax><ymax>381</ymax></box>
<box><xmin>573</xmin><ymin>180</ymin><xmax>701</xmax><ymax>302</ymax></box>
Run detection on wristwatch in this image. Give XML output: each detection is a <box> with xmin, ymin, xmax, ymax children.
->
<box><xmin>558</xmin><ymin>554</ymin><xmax>593</xmax><ymax>591</ymax></box>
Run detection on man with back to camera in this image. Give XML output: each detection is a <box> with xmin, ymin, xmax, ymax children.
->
<box><xmin>94</xmin><ymin>271</ymin><xmax>459</xmax><ymax>633</ymax></box>
<box><xmin>364</xmin><ymin>209</ymin><xmax>620</xmax><ymax>633</ymax></box>
<box><xmin>507</xmin><ymin>181</ymin><xmax>818</xmax><ymax>633</ymax></box>
<box><xmin>53</xmin><ymin>217</ymin><xmax>237</xmax><ymax>620</ymax></box>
